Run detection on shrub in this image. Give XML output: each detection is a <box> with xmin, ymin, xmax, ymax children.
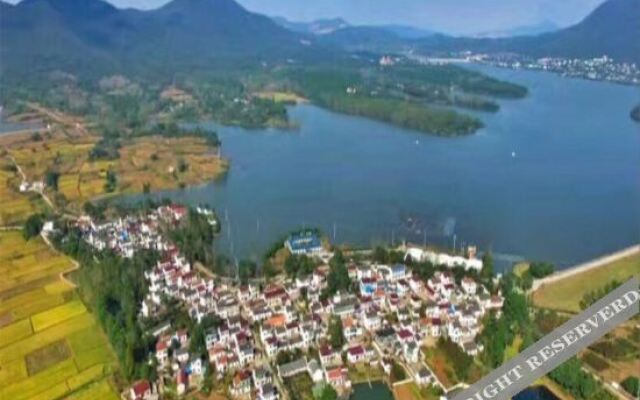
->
<box><xmin>621</xmin><ymin>376</ymin><xmax>639</xmax><ymax>397</ymax></box>
<box><xmin>23</xmin><ymin>213</ymin><xmax>44</xmax><ymax>240</ymax></box>
<box><xmin>581</xmin><ymin>351</ymin><xmax>609</xmax><ymax>372</ymax></box>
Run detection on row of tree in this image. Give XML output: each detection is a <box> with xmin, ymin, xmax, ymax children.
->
<box><xmin>52</xmin><ymin>223</ymin><xmax>158</xmax><ymax>380</ymax></box>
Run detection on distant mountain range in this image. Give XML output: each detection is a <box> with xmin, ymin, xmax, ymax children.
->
<box><xmin>0</xmin><ymin>0</ymin><xmax>336</xmax><ymax>77</ymax></box>
<box><xmin>414</xmin><ymin>0</ymin><xmax>640</xmax><ymax>64</ymax></box>
<box><xmin>272</xmin><ymin>16</ymin><xmax>435</xmax><ymax>39</ymax></box>
<box><xmin>309</xmin><ymin>0</ymin><xmax>639</xmax><ymax>64</ymax></box>
<box><xmin>474</xmin><ymin>20</ymin><xmax>560</xmax><ymax>38</ymax></box>
<box><xmin>0</xmin><ymin>0</ymin><xmax>637</xmax><ymax>79</ymax></box>
<box><xmin>271</xmin><ymin>16</ymin><xmax>350</xmax><ymax>35</ymax></box>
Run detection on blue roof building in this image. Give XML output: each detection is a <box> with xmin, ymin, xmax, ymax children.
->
<box><xmin>285</xmin><ymin>231</ymin><xmax>323</xmax><ymax>255</ymax></box>
<box><xmin>391</xmin><ymin>264</ymin><xmax>407</xmax><ymax>280</ymax></box>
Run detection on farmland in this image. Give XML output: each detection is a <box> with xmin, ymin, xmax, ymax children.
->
<box><xmin>0</xmin><ymin>231</ymin><xmax>119</xmax><ymax>400</ymax></box>
<box><xmin>0</xmin><ymin>153</ymin><xmax>48</xmax><ymax>225</ymax></box>
<box><xmin>0</xmin><ymin>106</ymin><xmax>228</xmax><ymax>214</ymax></box>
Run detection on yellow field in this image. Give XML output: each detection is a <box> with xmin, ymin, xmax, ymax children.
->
<box><xmin>533</xmin><ymin>252</ymin><xmax>640</xmax><ymax>312</ymax></box>
<box><xmin>0</xmin><ymin>233</ymin><xmax>74</xmax><ymax>293</ymax></box>
<box><xmin>0</xmin><ymin>319</ymin><xmax>33</xmax><ymax>347</ymax></box>
<box><xmin>65</xmin><ymin>378</ymin><xmax>120</xmax><ymax>400</ymax></box>
<box><xmin>0</xmin><ymin>231</ymin><xmax>119</xmax><ymax>400</ymax></box>
<box><xmin>31</xmin><ymin>300</ymin><xmax>88</xmax><ymax>332</ymax></box>
<box><xmin>254</xmin><ymin>90</ymin><xmax>307</xmax><ymax>103</ymax></box>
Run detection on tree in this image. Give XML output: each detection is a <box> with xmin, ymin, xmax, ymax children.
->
<box><xmin>481</xmin><ymin>251</ymin><xmax>494</xmax><ymax>281</ymax></box>
<box><xmin>169</xmin><ymin>209</ymin><xmax>215</xmax><ymax>266</ymax></box>
<box><xmin>373</xmin><ymin>246</ymin><xmax>389</xmax><ymax>263</ymax></box>
<box><xmin>263</xmin><ymin>260</ymin><xmax>278</xmax><ymax>279</ymax></box>
<box><xmin>621</xmin><ymin>376</ymin><xmax>639</xmax><ymax>398</ymax></box>
<box><xmin>284</xmin><ymin>254</ymin><xmax>316</xmax><ymax>278</ymax></box>
<box><xmin>549</xmin><ymin>357</ymin><xmax>599</xmax><ymax>399</ymax></box>
<box><xmin>412</xmin><ymin>261</ymin><xmax>436</xmax><ymax>281</ymax></box>
<box><xmin>238</xmin><ymin>260</ymin><xmax>257</xmax><ymax>284</ymax></box>
<box><xmin>45</xmin><ymin>170</ymin><xmax>60</xmax><ymax>191</ymax></box>
<box><xmin>390</xmin><ymin>361</ymin><xmax>407</xmax><ymax>382</ymax></box>
<box><xmin>177</xmin><ymin>158</ymin><xmax>189</xmax><ymax>173</ymax></box>
<box><xmin>519</xmin><ymin>272</ymin><xmax>533</xmax><ymax>291</ymax></box>
<box><xmin>23</xmin><ymin>213</ymin><xmax>44</xmax><ymax>240</ymax></box>
<box><xmin>481</xmin><ymin>315</ymin><xmax>509</xmax><ymax>367</ymax></box>
<box><xmin>326</xmin><ymin>250</ymin><xmax>350</xmax><ymax>296</ymax></box>
<box><xmin>439</xmin><ymin>338</ymin><xmax>472</xmax><ymax>381</ymax></box>
<box><xmin>328</xmin><ymin>316</ymin><xmax>344</xmax><ymax>350</ymax></box>
<box><xmin>503</xmin><ymin>289</ymin><xmax>529</xmax><ymax>334</ymax></box>
<box><xmin>528</xmin><ymin>262</ymin><xmax>555</xmax><ymax>278</ymax></box>
<box><xmin>317</xmin><ymin>384</ymin><xmax>337</xmax><ymax>400</ymax></box>
<box><xmin>104</xmin><ymin>169</ymin><xmax>117</xmax><ymax>192</ymax></box>
<box><xmin>189</xmin><ymin>323</ymin><xmax>207</xmax><ymax>358</ymax></box>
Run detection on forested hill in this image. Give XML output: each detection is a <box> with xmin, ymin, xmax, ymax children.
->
<box><xmin>0</xmin><ymin>0</ymin><xmax>339</xmax><ymax>78</ymax></box>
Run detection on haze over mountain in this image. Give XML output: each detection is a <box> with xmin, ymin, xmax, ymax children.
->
<box><xmin>414</xmin><ymin>0</ymin><xmax>639</xmax><ymax>63</ymax></box>
<box><xmin>0</xmin><ymin>0</ymin><xmax>334</xmax><ymax>77</ymax></box>
<box><xmin>271</xmin><ymin>16</ymin><xmax>349</xmax><ymax>35</ymax></box>
<box><xmin>272</xmin><ymin>16</ymin><xmax>436</xmax><ymax>39</ymax></box>
<box><xmin>316</xmin><ymin>0</ymin><xmax>638</xmax><ymax>64</ymax></box>
<box><xmin>474</xmin><ymin>20</ymin><xmax>560</xmax><ymax>38</ymax></box>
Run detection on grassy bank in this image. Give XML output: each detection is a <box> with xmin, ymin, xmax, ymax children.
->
<box><xmin>532</xmin><ymin>252</ymin><xmax>640</xmax><ymax>313</ymax></box>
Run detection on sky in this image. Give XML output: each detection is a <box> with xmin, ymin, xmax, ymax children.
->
<box><xmin>6</xmin><ymin>0</ymin><xmax>608</xmax><ymax>35</ymax></box>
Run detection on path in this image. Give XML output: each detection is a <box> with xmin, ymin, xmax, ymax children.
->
<box><xmin>4</xmin><ymin>151</ymin><xmax>55</xmax><ymax>209</ymax></box>
<box><xmin>530</xmin><ymin>245</ymin><xmax>640</xmax><ymax>292</ymax></box>
<box><xmin>40</xmin><ymin>230</ymin><xmax>80</xmax><ymax>289</ymax></box>
<box><xmin>26</xmin><ymin>103</ymin><xmax>89</xmax><ymax>136</ymax></box>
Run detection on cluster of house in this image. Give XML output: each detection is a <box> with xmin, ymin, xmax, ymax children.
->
<box><xmin>79</xmin><ymin>211</ymin><xmax>502</xmax><ymax>399</ymax></box>
<box><xmin>77</xmin><ymin>204</ymin><xmax>189</xmax><ymax>258</ymax></box>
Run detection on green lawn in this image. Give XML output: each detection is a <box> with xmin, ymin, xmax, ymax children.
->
<box><xmin>532</xmin><ymin>253</ymin><xmax>640</xmax><ymax>313</ymax></box>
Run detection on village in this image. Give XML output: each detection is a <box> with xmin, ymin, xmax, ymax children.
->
<box><xmin>75</xmin><ymin>204</ymin><xmax>504</xmax><ymax>400</ymax></box>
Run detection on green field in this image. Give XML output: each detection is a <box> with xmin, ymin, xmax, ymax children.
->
<box><xmin>0</xmin><ymin>231</ymin><xmax>119</xmax><ymax>400</ymax></box>
<box><xmin>533</xmin><ymin>252</ymin><xmax>640</xmax><ymax>313</ymax></box>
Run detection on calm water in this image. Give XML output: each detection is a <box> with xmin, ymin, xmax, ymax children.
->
<box><xmin>347</xmin><ymin>382</ymin><xmax>558</xmax><ymax>400</ymax></box>
<box><xmin>514</xmin><ymin>386</ymin><xmax>559</xmax><ymax>400</ymax></box>
<box><xmin>0</xmin><ymin>118</ymin><xmax>42</xmax><ymax>134</ymax></box>
<box><xmin>350</xmin><ymin>382</ymin><xmax>393</xmax><ymax>400</ymax></box>
<box><xmin>127</xmin><ymin>66</ymin><xmax>640</xmax><ymax>269</ymax></box>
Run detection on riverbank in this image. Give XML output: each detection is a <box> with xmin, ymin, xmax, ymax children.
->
<box><xmin>531</xmin><ymin>245</ymin><xmax>640</xmax><ymax>312</ymax></box>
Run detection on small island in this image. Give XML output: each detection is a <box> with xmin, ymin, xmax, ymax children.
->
<box><xmin>275</xmin><ymin>61</ymin><xmax>528</xmax><ymax>137</ymax></box>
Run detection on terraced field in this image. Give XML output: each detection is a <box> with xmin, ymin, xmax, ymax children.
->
<box><xmin>1</xmin><ymin>125</ymin><xmax>228</xmax><ymax>212</ymax></box>
<box><xmin>0</xmin><ymin>231</ymin><xmax>119</xmax><ymax>400</ymax></box>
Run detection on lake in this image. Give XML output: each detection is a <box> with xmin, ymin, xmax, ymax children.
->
<box><xmin>127</xmin><ymin>66</ymin><xmax>640</xmax><ymax>269</ymax></box>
